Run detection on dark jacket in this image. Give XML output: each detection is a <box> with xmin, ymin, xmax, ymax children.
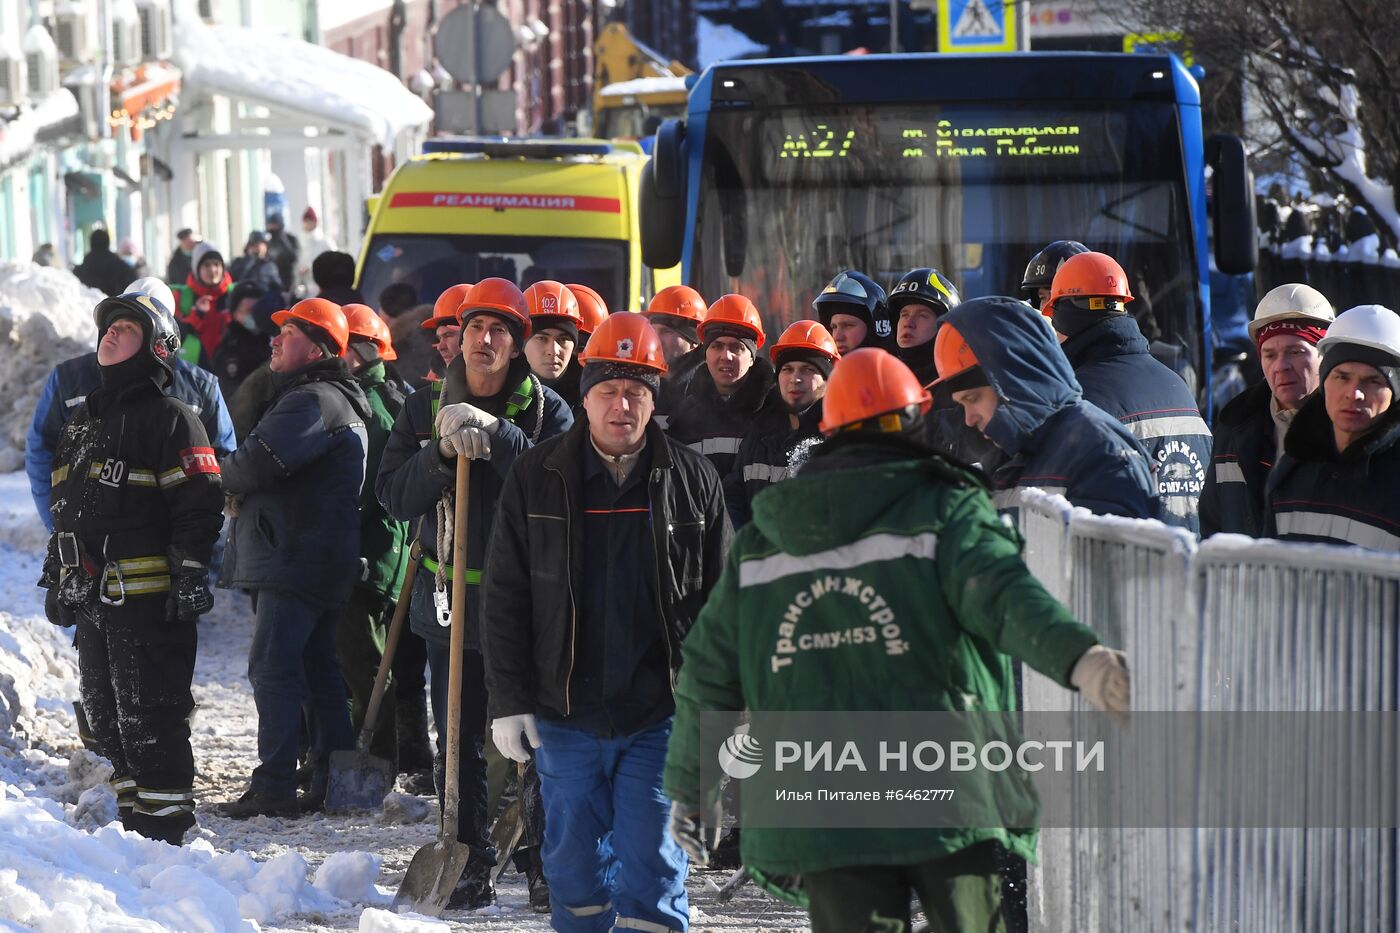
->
<box><xmin>218</xmin><ymin>359</ymin><xmax>371</xmax><ymax>607</ymax></box>
<box><xmin>1200</xmin><ymin>380</ymin><xmax>1280</xmax><ymax>538</ymax></box>
<box><xmin>941</xmin><ymin>299</ymin><xmax>1160</xmax><ymax>520</ymax></box>
<box><xmin>1264</xmin><ymin>396</ymin><xmax>1400</xmax><ymax>551</ymax></box>
<box><xmin>47</xmin><ymin>364</ymin><xmax>224</xmax><ymax>610</ymax></box>
<box><xmin>166</xmin><ymin>249</ymin><xmax>193</xmax><ymax>287</ymax></box>
<box><xmin>654</xmin><ymin>345</ymin><xmax>707</xmax><ymax>430</ymax></box>
<box><xmin>1062</xmin><ymin>315</ymin><xmax>1212</xmax><ymax>532</ymax></box>
<box><xmin>376</xmin><ymin>357</ymin><xmax>573</xmax><ymax>649</ymax></box>
<box><xmin>266</xmin><ymin>229</ymin><xmax>299</xmax><ymax>292</ymax></box>
<box><xmin>355</xmin><ymin>362</ymin><xmax>411</xmax><ymax>601</ymax></box>
<box><xmin>665</xmin><ymin>356</ymin><xmax>787</xmax><ymax>481</ymax></box>
<box><xmin>724</xmin><ymin>396</ymin><xmax>824</xmax><ymax>527</ymax></box>
<box><xmin>27</xmin><ymin>353</ymin><xmax>236</xmax><ymax>532</ymax></box>
<box><xmin>481</xmin><ymin>418</ymin><xmax>732</xmax><ymax>721</ymax></box>
<box><xmin>211</xmin><ymin>319</ymin><xmax>272</xmax><ymax>403</ymax></box>
<box><xmin>74</xmin><ymin>243</ymin><xmax>137</xmax><ymax>297</ymax></box>
<box><xmin>229</xmin><ymin>255</ymin><xmax>283</xmax><ymax>294</ymax></box>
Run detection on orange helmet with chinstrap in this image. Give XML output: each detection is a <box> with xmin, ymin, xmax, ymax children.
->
<box><xmin>699</xmin><ymin>294</ymin><xmax>765</xmax><ymax>348</ymax></box>
<box><xmin>1045</xmin><ymin>252</ymin><xmax>1134</xmax><ymax>318</ymax></box>
<box><xmin>566</xmin><ymin>284</ymin><xmax>609</xmax><ymax>337</ymax></box>
<box><xmin>928</xmin><ymin>321</ymin><xmax>993</xmax><ymax>405</ymax></box>
<box><xmin>524</xmin><ymin>280</ymin><xmax>583</xmax><ymax>325</ymax></box>
<box><xmin>577</xmin><ymin>311</ymin><xmax>667</xmax><ymax>373</ymax></box>
<box><xmin>770</xmin><ymin>320</ymin><xmax>839</xmax><ymax>364</ymax></box>
<box><xmin>819</xmin><ymin>348</ymin><xmax>931</xmax><ymax>436</ymax></box>
<box><xmin>422</xmin><ymin>284</ymin><xmax>473</xmax><ymax>331</ymax></box>
<box><xmin>271</xmin><ymin>297</ymin><xmax>350</xmax><ymax>356</ymax></box>
<box><xmin>646</xmin><ymin>285</ymin><xmax>708</xmax><ymax>324</ymax></box>
<box><xmin>342</xmin><ymin>303</ymin><xmax>396</xmax><ymax>361</ymax></box>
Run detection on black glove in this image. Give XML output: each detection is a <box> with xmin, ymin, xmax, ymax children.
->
<box><xmin>166</xmin><ymin>554</ymin><xmax>214</xmax><ymax>622</ymax></box>
<box><xmin>44</xmin><ymin>585</ymin><xmax>76</xmax><ymax>628</ymax></box>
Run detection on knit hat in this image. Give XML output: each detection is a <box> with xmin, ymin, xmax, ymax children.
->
<box><xmin>303</xmin><ymin>206</ymin><xmax>318</xmax><ymax>224</ymax></box>
<box><xmin>580</xmin><ymin>360</ymin><xmax>661</xmax><ymax>399</ymax></box>
<box><xmin>1255</xmin><ymin>319</ymin><xmax>1327</xmax><ymax>354</ymax></box>
<box><xmin>702</xmin><ymin>322</ymin><xmax>757</xmax><ymax>360</ymax></box>
<box><xmin>648</xmin><ymin>312</ymin><xmax>699</xmax><ymax>346</ymax></box>
<box><xmin>530</xmin><ymin>315</ymin><xmax>579</xmax><ymax>345</ymax></box>
<box><xmin>1320</xmin><ymin>344</ymin><xmax>1400</xmax><ymax>398</ymax></box>
<box><xmin>192</xmin><ymin>241</ymin><xmax>224</xmax><ymax>271</ymax></box>
<box><xmin>461</xmin><ymin>307</ymin><xmax>527</xmax><ymax>350</ymax></box>
<box><xmin>773</xmin><ymin>345</ymin><xmax>835</xmax><ymax>379</ymax></box>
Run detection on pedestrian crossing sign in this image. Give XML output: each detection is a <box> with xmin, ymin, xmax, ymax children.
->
<box><xmin>937</xmin><ymin>0</ymin><xmax>1016</xmax><ymax>53</ymax></box>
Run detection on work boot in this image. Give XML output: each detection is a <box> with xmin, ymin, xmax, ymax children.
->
<box><xmin>401</xmin><ymin>769</ymin><xmax>436</xmax><ymax>796</ymax></box>
<box><xmin>213</xmin><ymin>787</ymin><xmax>300</xmax><ymax>820</ymax></box>
<box><xmin>395</xmin><ymin>693</ymin><xmax>435</xmax><ymax>775</ymax></box>
<box><xmin>446</xmin><ymin>857</ymin><xmax>496</xmax><ymax>910</ymax></box>
<box><xmin>127</xmin><ymin>811</ymin><xmax>196</xmax><ymax>846</ymax></box>
<box><xmin>709</xmin><ymin>827</ymin><xmax>742</xmax><ymax>870</ymax></box>
<box><xmin>526</xmin><ymin>863</ymin><xmax>550</xmax><ymax>913</ymax></box>
<box><xmin>294</xmin><ymin>761</ymin><xmax>315</xmax><ymax>792</ymax></box>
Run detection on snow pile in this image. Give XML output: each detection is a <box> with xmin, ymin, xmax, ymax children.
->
<box><xmin>0</xmin><ymin>806</ymin><xmax>390</xmax><ymax>933</ymax></box>
<box><xmin>173</xmin><ymin>0</ymin><xmax>432</xmax><ymax>149</ymax></box>
<box><xmin>0</xmin><ymin>90</ymin><xmax>79</xmax><ymax>172</ymax></box>
<box><xmin>0</xmin><ymin>261</ymin><xmax>102</xmax><ymax>466</ymax></box>
<box><xmin>359</xmin><ymin>908</ymin><xmax>450</xmax><ymax>932</ymax></box>
<box><xmin>698</xmin><ymin>16</ymin><xmax>767</xmax><ymax>68</ymax></box>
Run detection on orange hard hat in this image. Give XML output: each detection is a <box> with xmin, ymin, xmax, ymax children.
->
<box><xmin>819</xmin><ymin>348</ymin><xmax>931</xmax><ymax>436</ymax></box>
<box><xmin>577</xmin><ymin>311</ymin><xmax>668</xmax><ymax>373</ymax></box>
<box><xmin>524</xmin><ymin>280</ymin><xmax>583</xmax><ymax>325</ymax></box>
<box><xmin>422</xmin><ymin>284</ymin><xmax>473</xmax><ymax>330</ymax></box>
<box><xmin>342</xmin><ymin>303</ymin><xmax>397</xmax><ymax>361</ymax></box>
<box><xmin>271</xmin><ymin>297</ymin><xmax>349</xmax><ymax>356</ymax></box>
<box><xmin>933</xmin><ymin>321</ymin><xmax>979</xmax><ymax>379</ymax></box>
<box><xmin>770</xmin><ymin>320</ymin><xmax>839</xmax><ymax>364</ymax></box>
<box><xmin>566</xmin><ymin>283</ymin><xmax>609</xmax><ymax>335</ymax></box>
<box><xmin>1045</xmin><ymin>251</ymin><xmax>1134</xmax><ymax>318</ymax></box>
<box><xmin>699</xmin><ymin>294</ymin><xmax>765</xmax><ymax>348</ymax></box>
<box><xmin>646</xmin><ymin>285</ymin><xmax>707</xmax><ymax>324</ymax></box>
<box><xmin>459</xmin><ymin>277</ymin><xmax>531</xmax><ymax>338</ymax></box>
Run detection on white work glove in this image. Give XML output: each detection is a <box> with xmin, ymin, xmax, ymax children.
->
<box><xmin>669</xmin><ymin>800</ymin><xmax>724</xmax><ymax>866</ymax></box>
<box><xmin>491</xmin><ymin>714</ymin><xmax>541</xmax><ymax>763</ymax></box>
<box><xmin>1070</xmin><ymin>645</ymin><xmax>1131</xmax><ymax>727</ymax></box>
<box><xmin>438</xmin><ymin>426</ymin><xmax>492</xmax><ymax>460</ymax></box>
<box><xmin>436</xmin><ymin>402</ymin><xmax>499</xmax><ymax>438</ymax></box>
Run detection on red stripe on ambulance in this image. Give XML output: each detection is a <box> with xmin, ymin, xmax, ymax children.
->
<box><xmin>389</xmin><ymin>192</ymin><xmax>622</xmax><ymax>213</ymax></box>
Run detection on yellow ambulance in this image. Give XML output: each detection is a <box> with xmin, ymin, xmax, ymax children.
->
<box><xmin>355</xmin><ymin>137</ymin><xmax>678</xmax><ymax>313</ymax></box>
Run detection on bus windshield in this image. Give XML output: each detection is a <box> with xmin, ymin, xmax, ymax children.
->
<box><xmin>691</xmin><ymin>100</ymin><xmax>1203</xmax><ymax>387</ymax></box>
<box><xmin>359</xmin><ymin>233</ymin><xmax>629</xmax><ymax>312</ymax></box>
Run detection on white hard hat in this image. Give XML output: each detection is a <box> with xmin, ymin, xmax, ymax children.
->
<box><xmin>128</xmin><ymin>276</ymin><xmax>176</xmax><ymax>321</ymax></box>
<box><xmin>1248</xmin><ymin>283</ymin><xmax>1335</xmax><ymax>340</ymax></box>
<box><xmin>1317</xmin><ymin>305</ymin><xmax>1400</xmax><ymax>362</ymax></box>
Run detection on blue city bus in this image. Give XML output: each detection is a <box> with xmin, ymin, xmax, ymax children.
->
<box><xmin>640</xmin><ymin>52</ymin><xmax>1257</xmax><ymax>406</ymax></box>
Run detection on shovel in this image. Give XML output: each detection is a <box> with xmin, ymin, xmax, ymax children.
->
<box><xmin>324</xmin><ymin>540</ymin><xmax>423</xmax><ymax>813</ymax></box>
<box><xmin>394</xmin><ymin>459</ymin><xmax>474</xmax><ymax>916</ymax></box>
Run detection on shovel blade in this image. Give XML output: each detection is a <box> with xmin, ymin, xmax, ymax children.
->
<box><xmin>393</xmin><ymin>838</ymin><xmax>474</xmax><ymax>917</ymax></box>
<box><xmin>323</xmin><ymin>748</ymin><xmax>396</xmax><ymax>814</ymax></box>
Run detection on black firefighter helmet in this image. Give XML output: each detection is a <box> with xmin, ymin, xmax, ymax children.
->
<box><xmin>888</xmin><ymin>267</ymin><xmax>962</xmax><ymax>317</ymax></box>
<box><xmin>812</xmin><ymin>270</ymin><xmax>893</xmax><ymax>344</ymax></box>
<box><xmin>93</xmin><ymin>292</ymin><xmax>181</xmax><ymax>388</ymax></box>
<box><xmin>1020</xmin><ymin>240</ymin><xmax>1090</xmax><ymax>300</ymax></box>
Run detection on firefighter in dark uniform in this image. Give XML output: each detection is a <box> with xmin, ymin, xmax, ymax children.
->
<box><xmin>40</xmin><ymin>291</ymin><xmax>224</xmax><ymax>846</ymax></box>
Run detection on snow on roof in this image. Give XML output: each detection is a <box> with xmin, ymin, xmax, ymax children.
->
<box><xmin>698</xmin><ymin>15</ymin><xmax>767</xmax><ymax>69</ymax></box>
<box><xmin>173</xmin><ymin>8</ymin><xmax>432</xmax><ymax>150</ymax></box>
<box><xmin>0</xmin><ymin>90</ymin><xmax>79</xmax><ymax>172</ymax></box>
<box><xmin>600</xmin><ymin>76</ymin><xmax>689</xmax><ymax>98</ymax></box>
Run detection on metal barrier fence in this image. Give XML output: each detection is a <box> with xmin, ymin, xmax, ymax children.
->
<box><xmin>1008</xmin><ymin>491</ymin><xmax>1400</xmax><ymax>932</ymax></box>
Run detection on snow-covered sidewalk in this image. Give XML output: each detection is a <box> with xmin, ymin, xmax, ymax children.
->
<box><xmin>0</xmin><ymin>471</ymin><xmax>805</xmax><ymax>932</ymax></box>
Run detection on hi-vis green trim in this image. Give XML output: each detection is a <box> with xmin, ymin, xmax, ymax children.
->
<box><xmin>101</xmin><ymin>555</ymin><xmax>172</xmax><ymax>598</ymax></box>
<box><xmin>431</xmin><ymin>377</ymin><xmax>534</xmax><ymax>441</ymax></box>
<box><xmin>51</xmin><ymin>465</ymin><xmax>69</xmax><ymax>485</ymax></box>
<box><xmin>419</xmin><ymin>555</ymin><xmax>481</xmax><ymax>585</ymax></box>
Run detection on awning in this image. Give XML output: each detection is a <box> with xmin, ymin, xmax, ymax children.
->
<box><xmin>110</xmin><ymin>63</ymin><xmax>181</xmax><ymax>140</ymax></box>
<box><xmin>0</xmin><ymin>89</ymin><xmax>81</xmax><ymax>173</ymax></box>
<box><xmin>174</xmin><ymin>14</ymin><xmax>432</xmax><ymax>150</ymax></box>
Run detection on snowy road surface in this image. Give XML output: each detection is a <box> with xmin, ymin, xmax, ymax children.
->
<box><xmin>0</xmin><ymin>472</ymin><xmax>810</xmax><ymax>932</ymax></box>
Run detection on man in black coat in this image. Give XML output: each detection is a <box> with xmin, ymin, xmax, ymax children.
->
<box><xmin>482</xmin><ymin>312</ymin><xmax>731</xmax><ymax>933</ymax></box>
<box><xmin>75</xmin><ymin>228</ymin><xmax>138</xmax><ymax>297</ymax></box>
<box><xmin>215</xmin><ymin>298</ymin><xmax>369</xmax><ymax>818</ymax></box>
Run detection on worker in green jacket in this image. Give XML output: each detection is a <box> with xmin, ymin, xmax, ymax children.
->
<box><xmin>322</xmin><ymin>304</ymin><xmax>411</xmax><ymax>806</ymax></box>
<box><xmin>663</xmin><ymin>348</ymin><xmax>1130</xmax><ymax>933</ymax></box>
